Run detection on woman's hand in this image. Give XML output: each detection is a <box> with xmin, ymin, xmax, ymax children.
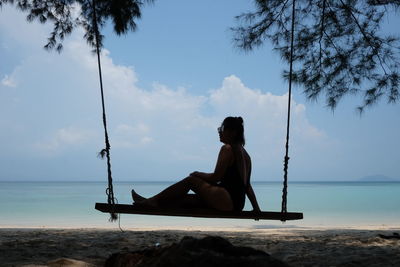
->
<box><xmin>252</xmin><ymin>208</ymin><xmax>261</xmax><ymax>221</ymax></box>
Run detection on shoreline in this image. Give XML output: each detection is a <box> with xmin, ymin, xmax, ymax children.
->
<box><xmin>1</xmin><ymin>227</ymin><xmax>400</xmax><ymax>266</ymax></box>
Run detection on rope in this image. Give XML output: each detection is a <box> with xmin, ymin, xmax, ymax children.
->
<box><xmin>92</xmin><ymin>0</ymin><xmax>117</xmax><ymax>221</ymax></box>
<box><xmin>281</xmin><ymin>0</ymin><xmax>296</xmax><ymax>221</ymax></box>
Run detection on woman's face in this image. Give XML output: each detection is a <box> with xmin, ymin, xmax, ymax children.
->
<box><xmin>218</xmin><ymin>125</ymin><xmax>225</xmax><ymax>143</ymax></box>
<box><xmin>218</xmin><ymin>124</ymin><xmax>235</xmax><ymax>144</ymax></box>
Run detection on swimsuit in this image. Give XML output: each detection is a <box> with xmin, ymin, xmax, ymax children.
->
<box><xmin>218</xmin><ymin>148</ymin><xmax>250</xmax><ymax>211</ymax></box>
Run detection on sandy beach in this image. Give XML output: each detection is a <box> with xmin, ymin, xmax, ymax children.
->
<box><xmin>1</xmin><ymin>226</ymin><xmax>399</xmax><ymax>266</ymax></box>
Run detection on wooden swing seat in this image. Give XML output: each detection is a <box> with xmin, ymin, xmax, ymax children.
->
<box><xmin>95</xmin><ymin>203</ymin><xmax>303</xmax><ymax>220</ymax></box>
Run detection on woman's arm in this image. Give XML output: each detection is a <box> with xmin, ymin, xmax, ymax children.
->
<box><xmin>246</xmin><ymin>184</ymin><xmax>261</xmax><ymax>212</ymax></box>
<box><xmin>190</xmin><ymin>145</ymin><xmax>233</xmax><ymax>183</ymax></box>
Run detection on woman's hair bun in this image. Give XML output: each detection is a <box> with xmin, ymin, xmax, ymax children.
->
<box><xmin>222</xmin><ymin>116</ymin><xmax>245</xmax><ymax>146</ymax></box>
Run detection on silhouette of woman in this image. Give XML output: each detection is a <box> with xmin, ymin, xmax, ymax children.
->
<box><xmin>131</xmin><ymin>117</ymin><xmax>261</xmax><ymax>212</ymax></box>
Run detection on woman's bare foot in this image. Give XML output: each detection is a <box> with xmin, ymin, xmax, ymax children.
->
<box><xmin>131</xmin><ymin>189</ymin><xmax>146</xmax><ymax>203</ymax></box>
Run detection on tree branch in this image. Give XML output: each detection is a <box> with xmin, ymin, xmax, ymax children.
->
<box><xmin>319</xmin><ymin>0</ymin><xmax>327</xmax><ymax>70</ymax></box>
<box><xmin>340</xmin><ymin>0</ymin><xmax>388</xmax><ymax>75</ymax></box>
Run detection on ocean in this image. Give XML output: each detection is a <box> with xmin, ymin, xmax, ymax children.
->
<box><xmin>0</xmin><ymin>181</ymin><xmax>399</xmax><ymax>229</ymax></box>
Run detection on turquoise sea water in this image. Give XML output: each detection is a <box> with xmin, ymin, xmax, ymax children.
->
<box><xmin>0</xmin><ymin>181</ymin><xmax>399</xmax><ymax>229</ymax></box>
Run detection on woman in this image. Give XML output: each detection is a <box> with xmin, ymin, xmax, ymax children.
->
<box><xmin>131</xmin><ymin>116</ymin><xmax>261</xmax><ymax>212</ymax></box>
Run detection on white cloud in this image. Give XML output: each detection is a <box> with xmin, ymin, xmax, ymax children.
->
<box><xmin>209</xmin><ymin>75</ymin><xmax>327</xmax><ymax>154</ymax></box>
<box><xmin>0</xmin><ymin>6</ymin><xmax>49</xmax><ymax>50</ymax></box>
<box><xmin>115</xmin><ymin>123</ymin><xmax>150</xmax><ymax>135</ymax></box>
<box><xmin>1</xmin><ymin>64</ymin><xmax>22</xmax><ymax>89</ymax></box>
<box><xmin>1</xmin><ymin>74</ymin><xmax>17</xmax><ymax>87</ymax></box>
<box><xmin>113</xmin><ymin>123</ymin><xmax>154</xmax><ymax>148</ymax></box>
<box><xmin>64</xmin><ymin>44</ymin><xmax>329</xmax><ymax>176</ymax></box>
<box><xmin>65</xmin><ymin>40</ymin><xmax>323</xmax><ymax>149</ymax></box>
<box><xmin>34</xmin><ymin>127</ymin><xmax>94</xmax><ymax>154</ymax></box>
<box><xmin>140</xmin><ymin>136</ymin><xmax>154</xmax><ymax>145</ymax></box>
<box><xmin>0</xmin><ymin>8</ymin><xmax>330</xmax><ymax>180</ymax></box>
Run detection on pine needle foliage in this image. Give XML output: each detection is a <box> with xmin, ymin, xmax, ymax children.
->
<box><xmin>0</xmin><ymin>0</ymin><xmax>154</xmax><ymax>52</ymax></box>
<box><xmin>232</xmin><ymin>0</ymin><xmax>400</xmax><ymax>112</ymax></box>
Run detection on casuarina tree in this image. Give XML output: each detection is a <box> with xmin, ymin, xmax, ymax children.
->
<box><xmin>0</xmin><ymin>0</ymin><xmax>154</xmax><ymax>51</ymax></box>
<box><xmin>232</xmin><ymin>0</ymin><xmax>400</xmax><ymax>112</ymax></box>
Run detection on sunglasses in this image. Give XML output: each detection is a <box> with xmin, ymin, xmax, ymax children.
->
<box><xmin>217</xmin><ymin>125</ymin><xmax>225</xmax><ymax>133</ymax></box>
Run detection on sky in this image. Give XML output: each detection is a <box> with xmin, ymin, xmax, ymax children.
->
<box><xmin>0</xmin><ymin>1</ymin><xmax>399</xmax><ymax>182</ymax></box>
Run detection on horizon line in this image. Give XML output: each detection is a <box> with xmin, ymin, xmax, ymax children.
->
<box><xmin>1</xmin><ymin>180</ymin><xmax>399</xmax><ymax>183</ymax></box>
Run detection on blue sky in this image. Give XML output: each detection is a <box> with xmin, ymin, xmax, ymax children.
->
<box><xmin>0</xmin><ymin>1</ymin><xmax>399</xmax><ymax>182</ymax></box>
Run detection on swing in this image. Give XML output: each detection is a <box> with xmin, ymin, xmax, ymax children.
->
<box><xmin>94</xmin><ymin>0</ymin><xmax>303</xmax><ymax>221</ymax></box>
<box><xmin>95</xmin><ymin>203</ymin><xmax>303</xmax><ymax>220</ymax></box>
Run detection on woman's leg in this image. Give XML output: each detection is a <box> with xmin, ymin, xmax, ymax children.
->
<box><xmin>145</xmin><ymin>176</ymin><xmax>207</xmax><ymax>206</ymax></box>
<box><xmin>158</xmin><ymin>194</ymin><xmax>207</xmax><ymax>209</ymax></box>
<box><xmin>134</xmin><ymin>176</ymin><xmax>233</xmax><ymax>211</ymax></box>
<box><xmin>133</xmin><ymin>190</ymin><xmax>206</xmax><ymax>208</ymax></box>
<box><xmin>197</xmin><ymin>183</ymin><xmax>234</xmax><ymax>211</ymax></box>
<box><xmin>131</xmin><ymin>176</ymin><xmax>200</xmax><ymax>205</ymax></box>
